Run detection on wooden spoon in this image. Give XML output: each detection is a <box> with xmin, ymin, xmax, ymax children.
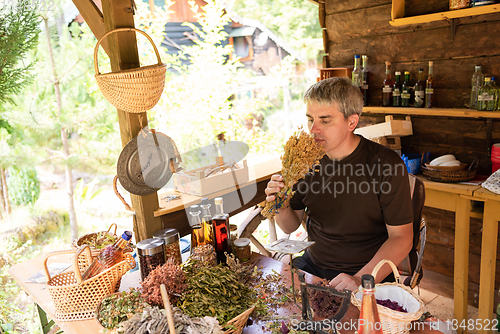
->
<box><xmin>160</xmin><ymin>284</ymin><xmax>176</xmax><ymax>334</ymax></box>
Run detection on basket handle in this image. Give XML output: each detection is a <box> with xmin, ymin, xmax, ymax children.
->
<box><xmin>107</xmin><ymin>223</ymin><xmax>118</xmax><ymax>235</ymax></box>
<box><xmin>371</xmin><ymin>259</ymin><xmax>402</xmax><ymax>284</ymax></box>
<box><xmin>73</xmin><ymin>245</ymin><xmax>93</xmax><ymax>284</ymax></box>
<box><xmin>113</xmin><ymin>175</ymin><xmax>134</xmax><ymax>212</ymax></box>
<box><xmin>93</xmin><ymin>27</ymin><xmax>163</xmax><ymax>76</ymax></box>
<box><xmin>43</xmin><ymin>249</ymin><xmax>79</xmax><ymax>282</ymax></box>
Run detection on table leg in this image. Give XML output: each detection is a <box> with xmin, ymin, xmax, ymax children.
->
<box><xmin>477</xmin><ymin>200</ymin><xmax>500</xmax><ymax>334</ymax></box>
<box><xmin>455</xmin><ymin>196</ymin><xmax>472</xmax><ymax>334</ymax></box>
<box><xmin>35</xmin><ymin>303</ymin><xmax>60</xmax><ymax>334</ymax></box>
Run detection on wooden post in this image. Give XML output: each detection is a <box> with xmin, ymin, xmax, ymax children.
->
<box><xmin>87</xmin><ymin>0</ymin><xmax>163</xmax><ymax>242</ymax></box>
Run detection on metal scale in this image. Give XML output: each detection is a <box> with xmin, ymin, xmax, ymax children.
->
<box><xmin>265</xmin><ymin>239</ymin><xmax>351</xmax><ymax>334</ymax></box>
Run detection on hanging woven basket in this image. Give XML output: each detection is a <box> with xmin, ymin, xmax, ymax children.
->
<box><xmin>94</xmin><ymin>28</ymin><xmax>167</xmax><ymax>113</ymax></box>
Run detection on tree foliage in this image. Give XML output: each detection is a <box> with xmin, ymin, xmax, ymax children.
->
<box><xmin>0</xmin><ymin>0</ymin><xmax>40</xmax><ymax>104</ymax></box>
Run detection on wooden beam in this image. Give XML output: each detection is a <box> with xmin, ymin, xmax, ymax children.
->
<box><xmin>71</xmin><ymin>0</ymin><xmax>108</xmax><ymax>54</ymax></box>
<box><xmin>100</xmin><ymin>0</ymin><xmax>163</xmax><ymax>242</ymax></box>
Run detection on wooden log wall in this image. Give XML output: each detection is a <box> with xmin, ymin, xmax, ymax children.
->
<box><xmin>325</xmin><ymin>0</ymin><xmax>500</xmax><ymax>307</ymax></box>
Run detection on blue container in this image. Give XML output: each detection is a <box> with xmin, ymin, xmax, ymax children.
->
<box><xmin>402</xmin><ymin>152</ymin><xmax>430</xmax><ymax>174</ymax></box>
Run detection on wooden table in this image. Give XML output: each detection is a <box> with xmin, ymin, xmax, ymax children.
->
<box><xmin>418</xmin><ymin>177</ymin><xmax>500</xmax><ymax>334</ymax></box>
<box><xmin>154</xmin><ymin>157</ymin><xmax>282</xmax><ymax>237</ymax></box>
<box><xmin>9</xmin><ymin>251</ymin><xmax>439</xmax><ymax>334</ymax></box>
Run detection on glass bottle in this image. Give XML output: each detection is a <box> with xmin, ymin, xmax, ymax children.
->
<box><xmin>82</xmin><ymin>231</ymin><xmax>132</xmax><ymax>280</ymax></box>
<box><xmin>425</xmin><ymin>61</ymin><xmax>434</xmax><ymax>108</ymax></box>
<box><xmin>393</xmin><ymin>71</ymin><xmax>401</xmax><ymax>107</ymax></box>
<box><xmin>490</xmin><ymin>77</ymin><xmax>499</xmax><ymax>111</ymax></box>
<box><xmin>362</xmin><ymin>55</ymin><xmax>369</xmax><ymax>106</ymax></box>
<box><xmin>477</xmin><ymin>77</ymin><xmax>496</xmax><ymax>111</ymax></box>
<box><xmin>212</xmin><ymin>197</ymin><xmax>231</xmax><ymax>264</ymax></box>
<box><xmin>352</xmin><ymin>55</ymin><xmax>362</xmax><ymax>88</ymax></box>
<box><xmin>382</xmin><ymin>61</ymin><xmax>394</xmax><ymax>107</ymax></box>
<box><xmin>358</xmin><ymin>274</ymin><xmax>384</xmax><ymax>334</ymax></box>
<box><xmin>200</xmin><ymin>197</ymin><xmax>214</xmax><ymax>245</ymax></box>
<box><xmin>189</xmin><ymin>205</ymin><xmax>206</xmax><ymax>252</ymax></box>
<box><xmin>470</xmin><ymin>65</ymin><xmax>484</xmax><ymax>110</ymax></box>
<box><xmin>401</xmin><ymin>71</ymin><xmax>411</xmax><ymax>107</ymax></box>
<box><xmin>414</xmin><ymin>68</ymin><xmax>425</xmax><ymax>108</ymax></box>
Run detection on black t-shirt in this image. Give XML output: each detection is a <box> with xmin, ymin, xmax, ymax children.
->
<box><xmin>289</xmin><ymin>136</ymin><xmax>413</xmax><ymax>272</ymax></box>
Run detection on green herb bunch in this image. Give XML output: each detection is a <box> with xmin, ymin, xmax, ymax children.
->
<box><xmin>180</xmin><ymin>264</ymin><xmax>251</xmax><ymax>324</ymax></box>
<box><xmin>97</xmin><ymin>289</ymin><xmax>148</xmax><ymax>330</ymax></box>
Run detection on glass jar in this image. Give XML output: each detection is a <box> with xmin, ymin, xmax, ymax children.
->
<box><xmin>153</xmin><ymin>228</ymin><xmax>182</xmax><ymax>265</ymax></box>
<box><xmin>136</xmin><ymin>238</ymin><xmax>165</xmax><ymax>280</ymax></box>
<box><xmin>450</xmin><ymin>0</ymin><xmax>470</xmax><ymax>10</ymax></box>
<box><xmin>230</xmin><ymin>224</ymin><xmax>238</xmax><ymax>246</ymax></box>
<box><xmin>233</xmin><ymin>238</ymin><xmax>251</xmax><ymax>262</ymax></box>
<box><xmin>190</xmin><ymin>243</ymin><xmax>217</xmax><ymax>267</ymax></box>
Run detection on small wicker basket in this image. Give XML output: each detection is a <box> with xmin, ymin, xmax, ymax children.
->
<box><xmin>223</xmin><ymin>305</ymin><xmax>255</xmax><ymax>334</ymax></box>
<box><xmin>94</xmin><ymin>27</ymin><xmax>167</xmax><ymax>113</ymax></box>
<box><xmin>351</xmin><ymin>259</ymin><xmax>424</xmax><ymax>334</ymax></box>
<box><xmin>44</xmin><ymin>245</ymin><xmax>136</xmax><ymax>322</ymax></box>
<box><xmin>71</xmin><ymin>223</ymin><xmax>133</xmax><ymax>259</ymax></box>
<box><xmin>421</xmin><ymin>157</ymin><xmax>479</xmax><ymax>183</ymax></box>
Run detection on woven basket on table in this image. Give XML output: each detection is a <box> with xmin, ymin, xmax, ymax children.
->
<box><xmin>351</xmin><ymin>259</ymin><xmax>424</xmax><ymax>334</ymax></box>
<box><xmin>43</xmin><ymin>245</ymin><xmax>136</xmax><ymax>322</ymax></box>
<box><xmin>71</xmin><ymin>223</ymin><xmax>133</xmax><ymax>259</ymax></box>
<box><xmin>421</xmin><ymin>158</ymin><xmax>479</xmax><ymax>183</ymax></box>
<box><xmin>223</xmin><ymin>305</ymin><xmax>255</xmax><ymax>334</ymax></box>
<box><xmin>94</xmin><ymin>27</ymin><xmax>166</xmax><ymax>113</ymax></box>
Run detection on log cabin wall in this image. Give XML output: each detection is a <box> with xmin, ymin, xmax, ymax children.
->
<box><xmin>323</xmin><ymin>0</ymin><xmax>500</xmax><ymax>307</ymax></box>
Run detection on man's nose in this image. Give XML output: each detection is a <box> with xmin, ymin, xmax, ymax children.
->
<box><xmin>310</xmin><ymin>121</ymin><xmax>320</xmax><ymax>134</ymax></box>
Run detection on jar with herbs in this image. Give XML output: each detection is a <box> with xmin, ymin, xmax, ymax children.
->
<box><xmin>233</xmin><ymin>238</ymin><xmax>251</xmax><ymax>262</ymax></box>
<box><xmin>136</xmin><ymin>238</ymin><xmax>165</xmax><ymax>280</ymax></box>
<box><xmin>152</xmin><ymin>228</ymin><xmax>182</xmax><ymax>265</ymax></box>
<box><xmin>190</xmin><ymin>243</ymin><xmax>217</xmax><ymax>267</ymax></box>
<box><xmin>449</xmin><ymin>0</ymin><xmax>470</xmax><ymax>9</ymax></box>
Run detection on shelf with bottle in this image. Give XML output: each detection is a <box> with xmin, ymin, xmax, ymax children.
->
<box><xmin>390</xmin><ymin>1</ymin><xmax>500</xmax><ymax>26</ymax></box>
<box><xmin>362</xmin><ymin>106</ymin><xmax>500</xmax><ymax>118</ymax></box>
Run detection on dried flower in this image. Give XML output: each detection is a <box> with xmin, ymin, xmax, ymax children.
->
<box><xmin>262</xmin><ymin>127</ymin><xmax>324</xmax><ymax>219</ymax></box>
<box><xmin>140</xmin><ymin>258</ymin><xmax>187</xmax><ymax>306</ymax></box>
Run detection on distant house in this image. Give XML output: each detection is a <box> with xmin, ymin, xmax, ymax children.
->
<box><xmin>147</xmin><ymin>0</ymin><xmax>300</xmax><ymax>75</ymax></box>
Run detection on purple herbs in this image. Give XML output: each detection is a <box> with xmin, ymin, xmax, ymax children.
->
<box><xmin>376</xmin><ymin>299</ymin><xmax>407</xmax><ymax>313</ymax></box>
<box><xmin>309</xmin><ymin>281</ymin><xmax>342</xmax><ymax>319</ymax></box>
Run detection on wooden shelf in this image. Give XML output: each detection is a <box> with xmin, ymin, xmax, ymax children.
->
<box><xmin>362</xmin><ymin>106</ymin><xmax>500</xmax><ymax>118</ymax></box>
<box><xmin>390</xmin><ymin>2</ymin><xmax>500</xmax><ymax>26</ymax></box>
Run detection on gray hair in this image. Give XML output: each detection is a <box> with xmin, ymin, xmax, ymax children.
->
<box><xmin>303</xmin><ymin>77</ymin><xmax>363</xmax><ymax>118</ymax></box>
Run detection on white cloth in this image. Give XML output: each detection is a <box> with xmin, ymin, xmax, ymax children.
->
<box><xmin>482</xmin><ymin>169</ymin><xmax>500</xmax><ymax>194</ymax></box>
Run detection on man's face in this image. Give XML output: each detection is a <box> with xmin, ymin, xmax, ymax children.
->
<box><xmin>306</xmin><ymin>102</ymin><xmax>358</xmax><ymax>159</ymax></box>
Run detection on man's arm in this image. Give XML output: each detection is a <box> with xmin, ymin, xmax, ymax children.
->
<box><xmin>265</xmin><ymin>174</ymin><xmax>304</xmax><ymax>234</ymax></box>
<box><xmin>329</xmin><ymin>222</ymin><xmax>413</xmax><ymax>291</ymax></box>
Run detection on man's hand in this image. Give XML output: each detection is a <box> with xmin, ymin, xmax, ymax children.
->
<box><xmin>328</xmin><ymin>273</ymin><xmax>361</xmax><ymax>292</ymax></box>
<box><xmin>265</xmin><ymin>174</ymin><xmax>285</xmax><ymax>202</ymax></box>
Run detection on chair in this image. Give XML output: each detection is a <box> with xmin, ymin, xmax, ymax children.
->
<box><xmin>402</xmin><ymin>174</ymin><xmax>427</xmax><ymax>289</ymax></box>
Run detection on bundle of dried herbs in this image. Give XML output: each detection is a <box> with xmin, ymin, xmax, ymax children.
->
<box><xmin>140</xmin><ymin>259</ymin><xmax>187</xmax><ymax>306</ymax></box>
<box><xmin>179</xmin><ymin>264</ymin><xmax>251</xmax><ymax>325</ymax></box>
<box><xmin>262</xmin><ymin>127</ymin><xmax>324</xmax><ymax>219</ymax></box>
<box><xmin>97</xmin><ymin>289</ymin><xmax>149</xmax><ymax>330</ymax></box>
<box><xmin>308</xmin><ymin>281</ymin><xmax>342</xmax><ymax>319</ymax></box>
<box><xmin>118</xmin><ymin>306</ymin><xmax>221</xmax><ymax>334</ymax></box>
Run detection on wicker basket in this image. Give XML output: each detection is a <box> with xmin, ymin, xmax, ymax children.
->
<box><xmin>71</xmin><ymin>223</ymin><xmax>133</xmax><ymax>259</ymax></box>
<box><xmin>421</xmin><ymin>158</ymin><xmax>478</xmax><ymax>183</ymax></box>
<box><xmin>94</xmin><ymin>28</ymin><xmax>167</xmax><ymax>113</ymax></box>
<box><xmin>351</xmin><ymin>259</ymin><xmax>424</xmax><ymax>334</ymax></box>
<box><xmin>43</xmin><ymin>245</ymin><xmax>136</xmax><ymax>322</ymax></box>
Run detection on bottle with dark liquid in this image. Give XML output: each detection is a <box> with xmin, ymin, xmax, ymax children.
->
<box><xmin>362</xmin><ymin>55</ymin><xmax>369</xmax><ymax>106</ymax></box>
<box><xmin>414</xmin><ymin>68</ymin><xmax>425</xmax><ymax>108</ymax></box>
<box><xmin>200</xmin><ymin>197</ymin><xmax>214</xmax><ymax>245</ymax></box>
<box><xmin>392</xmin><ymin>71</ymin><xmax>401</xmax><ymax>107</ymax></box>
<box><xmin>212</xmin><ymin>197</ymin><xmax>231</xmax><ymax>264</ymax></box>
<box><xmin>189</xmin><ymin>205</ymin><xmax>206</xmax><ymax>251</ymax></box>
<box><xmin>382</xmin><ymin>61</ymin><xmax>394</xmax><ymax>107</ymax></box>
<box><xmin>401</xmin><ymin>71</ymin><xmax>411</xmax><ymax>107</ymax></box>
<box><xmin>358</xmin><ymin>274</ymin><xmax>384</xmax><ymax>334</ymax></box>
<box><xmin>82</xmin><ymin>231</ymin><xmax>132</xmax><ymax>280</ymax></box>
<box><xmin>425</xmin><ymin>61</ymin><xmax>434</xmax><ymax>108</ymax></box>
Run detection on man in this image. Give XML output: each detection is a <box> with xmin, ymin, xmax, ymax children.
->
<box><xmin>265</xmin><ymin>77</ymin><xmax>413</xmax><ymax>292</ymax></box>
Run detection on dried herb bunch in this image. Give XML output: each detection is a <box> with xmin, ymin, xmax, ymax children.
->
<box><xmin>140</xmin><ymin>258</ymin><xmax>187</xmax><ymax>306</ymax></box>
<box><xmin>179</xmin><ymin>264</ymin><xmax>251</xmax><ymax>325</ymax></box>
<box><xmin>97</xmin><ymin>288</ymin><xmax>149</xmax><ymax>330</ymax></box>
<box><xmin>262</xmin><ymin>127</ymin><xmax>324</xmax><ymax>219</ymax></box>
<box><xmin>308</xmin><ymin>281</ymin><xmax>342</xmax><ymax>319</ymax></box>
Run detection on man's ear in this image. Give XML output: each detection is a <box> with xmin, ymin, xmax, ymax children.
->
<box><xmin>348</xmin><ymin>114</ymin><xmax>359</xmax><ymax>131</ymax></box>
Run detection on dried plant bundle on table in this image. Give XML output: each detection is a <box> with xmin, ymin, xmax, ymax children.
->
<box><xmin>262</xmin><ymin>127</ymin><xmax>324</xmax><ymax>219</ymax></box>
